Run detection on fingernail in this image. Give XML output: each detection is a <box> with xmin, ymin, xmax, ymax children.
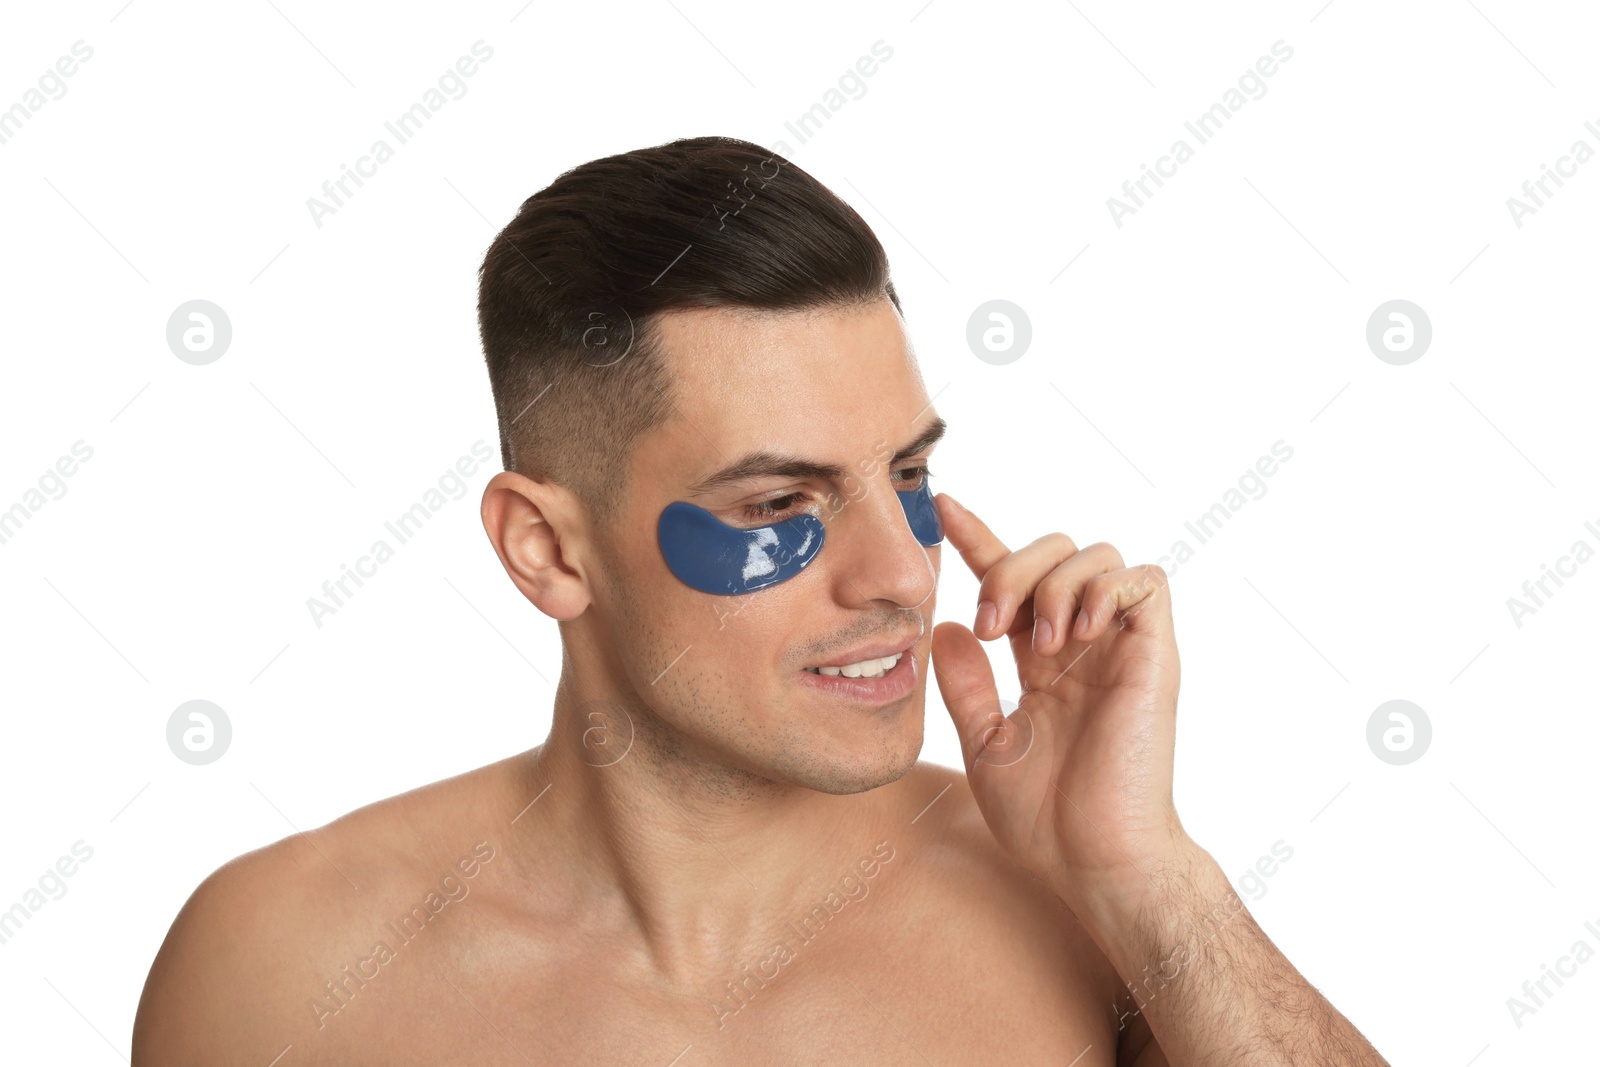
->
<box><xmin>976</xmin><ymin>600</ymin><xmax>997</xmax><ymax>635</ymax></box>
<box><xmin>1033</xmin><ymin>616</ymin><xmax>1053</xmax><ymax>650</ymax></box>
<box><xmin>1073</xmin><ymin>609</ymin><xmax>1091</xmax><ymax>638</ymax></box>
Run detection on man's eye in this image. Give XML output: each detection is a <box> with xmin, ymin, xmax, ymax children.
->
<box><xmin>891</xmin><ymin>465</ymin><xmax>932</xmax><ymax>488</ymax></box>
<box><xmin>742</xmin><ymin>493</ymin><xmax>804</xmax><ymax>522</ymax></box>
<box><xmin>737</xmin><ymin>467</ymin><xmax>932</xmax><ymax>524</ymax></box>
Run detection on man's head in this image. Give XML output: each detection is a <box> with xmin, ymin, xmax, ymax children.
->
<box><xmin>478</xmin><ymin>136</ymin><xmax>943</xmax><ymax>797</ymax></box>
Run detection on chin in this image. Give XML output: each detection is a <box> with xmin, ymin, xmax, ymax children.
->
<box><xmin>794</xmin><ymin>732</ymin><xmax>923</xmax><ymax>796</ymax></box>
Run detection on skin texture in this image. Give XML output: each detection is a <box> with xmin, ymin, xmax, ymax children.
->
<box><xmin>132</xmin><ymin>299</ymin><xmax>1389</xmax><ymax>1065</ymax></box>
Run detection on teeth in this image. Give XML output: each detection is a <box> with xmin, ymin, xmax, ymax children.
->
<box><xmin>807</xmin><ymin>651</ymin><xmax>904</xmax><ymax>678</ymax></box>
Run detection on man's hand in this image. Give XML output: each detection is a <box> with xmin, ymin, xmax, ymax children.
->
<box><xmin>929</xmin><ymin>492</ymin><xmax>1190</xmax><ymax>922</ymax></box>
<box><xmin>930</xmin><ymin>493</ymin><xmax>1390</xmax><ymax>1066</ymax></box>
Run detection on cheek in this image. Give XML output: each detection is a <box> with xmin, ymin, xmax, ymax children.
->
<box><xmin>701</xmin><ymin>577</ymin><xmax>809</xmax><ymax>660</ymax></box>
<box><xmin>917</xmin><ymin>544</ymin><xmax>942</xmax><ymax>611</ymax></box>
<box><xmin>610</xmin><ymin>553</ymin><xmax>798</xmax><ymax>683</ymax></box>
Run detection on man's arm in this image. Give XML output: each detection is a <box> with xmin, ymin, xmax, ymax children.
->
<box><xmin>1092</xmin><ymin>841</ymin><xmax>1386</xmax><ymax>1067</ymax></box>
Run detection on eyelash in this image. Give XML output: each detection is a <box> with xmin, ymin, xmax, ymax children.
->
<box><xmin>740</xmin><ymin>466</ymin><xmax>933</xmax><ymax>522</ymax></box>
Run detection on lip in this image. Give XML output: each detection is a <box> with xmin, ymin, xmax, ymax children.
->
<box><xmin>805</xmin><ymin>634</ymin><xmax>921</xmax><ymax>670</ymax></box>
<box><xmin>798</xmin><ymin>647</ymin><xmax>917</xmax><ymax>703</ymax></box>
<box><xmin>798</xmin><ymin>636</ymin><xmax>920</xmax><ymax>704</ymax></box>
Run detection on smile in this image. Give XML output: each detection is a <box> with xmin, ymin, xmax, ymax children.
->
<box><xmin>803</xmin><ymin>651</ymin><xmax>905</xmax><ymax>678</ymax></box>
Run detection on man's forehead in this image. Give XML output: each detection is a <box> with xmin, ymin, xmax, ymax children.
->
<box><xmin>637</xmin><ymin>301</ymin><xmax>934</xmax><ymax>488</ymax></box>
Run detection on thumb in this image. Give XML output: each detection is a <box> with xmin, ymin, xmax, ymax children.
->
<box><xmin>931</xmin><ymin>620</ymin><xmax>1006</xmax><ymax>772</ymax></box>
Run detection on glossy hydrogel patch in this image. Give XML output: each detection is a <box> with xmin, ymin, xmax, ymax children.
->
<box><xmin>897</xmin><ymin>478</ymin><xmax>943</xmax><ymax>547</ymax></box>
<box><xmin>658</xmin><ymin>479</ymin><xmax>944</xmax><ymax>595</ymax></box>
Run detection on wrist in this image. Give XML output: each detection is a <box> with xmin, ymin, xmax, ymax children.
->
<box><xmin>1052</xmin><ymin>834</ymin><xmax>1229</xmax><ymax>970</ymax></box>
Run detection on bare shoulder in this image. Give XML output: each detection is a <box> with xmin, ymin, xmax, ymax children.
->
<box><xmin>889</xmin><ymin>761</ymin><xmax>1126</xmax><ymax>1035</ymax></box>
<box><xmin>132</xmin><ymin>754</ymin><xmax>527</xmax><ymax>1066</ymax></box>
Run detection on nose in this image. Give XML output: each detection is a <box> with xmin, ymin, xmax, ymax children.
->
<box><xmin>825</xmin><ymin>477</ymin><xmax>939</xmax><ymax>609</ymax></box>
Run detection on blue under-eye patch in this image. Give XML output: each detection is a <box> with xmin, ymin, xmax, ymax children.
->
<box><xmin>898</xmin><ymin>478</ymin><xmax>944</xmax><ymax>547</ymax></box>
<box><xmin>657</xmin><ymin>501</ymin><xmax>824</xmax><ymax>595</ymax></box>
<box><xmin>658</xmin><ymin>478</ymin><xmax>944</xmax><ymax>596</ymax></box>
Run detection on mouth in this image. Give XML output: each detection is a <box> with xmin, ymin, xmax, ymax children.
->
<box><xmin>802</xmin><ymin>634</ymin><xmax>919</xmax><ymax>677</ymax></box>
<box><xmin>803</xmin><ymin>650</ymin><xmax>905</xmax><ymax>679</ymax></box>
<box><xmin>798</xmin><ymin>635</ymin><xmax>920</xmax><ymax>702</ymax></box>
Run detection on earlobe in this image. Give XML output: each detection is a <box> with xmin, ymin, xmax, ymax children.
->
<box><xmin>480</xmin><ymin>472</ymin><xmax>593</xmax><ymax>621</ymax></box>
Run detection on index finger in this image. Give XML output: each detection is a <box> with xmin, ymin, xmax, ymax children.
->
<box><xmin>935</xmin><ymin>493</ymin><xmax>1011</xmax><ymax>580</ymax></box>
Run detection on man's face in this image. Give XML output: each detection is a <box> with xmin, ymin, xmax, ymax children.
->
<box><xmin>591</xmin><ymin>297</ymin><xmax>942</xmax><ymax>795</ymax></box>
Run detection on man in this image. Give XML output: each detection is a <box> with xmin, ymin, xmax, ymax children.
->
<box><xmin>133</xmin><ymin>136</ymin><xmax>1388</xmax><ymax>1064</ymax></box>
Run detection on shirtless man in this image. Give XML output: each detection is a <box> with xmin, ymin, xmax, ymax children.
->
<box><xmin>132</xmin><ymin>136</ymin><xmax>1388</xmax><ymax>1065</ymax></box>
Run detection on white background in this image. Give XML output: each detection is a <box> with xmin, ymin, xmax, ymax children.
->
<box><xmin>2</xmin><ymin>0</ymin><xmax>1596</xmax><ymax>1061</ymax></box>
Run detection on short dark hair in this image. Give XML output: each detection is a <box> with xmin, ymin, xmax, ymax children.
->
<box><xmin>476</xmin><ymin>135</ymin><xmax>901</xmax><ymax>523</ymax></box>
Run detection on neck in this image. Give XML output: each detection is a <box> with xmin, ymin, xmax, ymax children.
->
<box><xmin>509</xmin><ymin>672</ymin><xmax>904</xmax><ymax>988</ymax></box>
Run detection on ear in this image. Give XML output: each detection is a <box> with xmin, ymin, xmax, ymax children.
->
<box><xmin>480</xmin><ymin>471</ymin><xmax>593</xmax><ymax>621</ymax></box>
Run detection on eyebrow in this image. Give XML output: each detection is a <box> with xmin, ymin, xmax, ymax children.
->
<box><xmin>686</xmin><ymin>415</ymin><xmax>947</xmax><ymax>497</ymax></box>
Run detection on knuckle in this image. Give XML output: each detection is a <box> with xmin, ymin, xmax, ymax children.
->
<box><xmin>976</xmin><ymin>566</ymin><xmax>1011</xmax><ymax>601</ymax></box>
<box><xmin>1037</xmin><ymin>531</ymin><xmax>1079</xmax><ymax>556</ymax></box>
<box><xmin>1085</xmin><ymin>541</ymin><xmax>1125</xmax><ymax>567</ymax></box>
<box><xmin>1036</xmin><ymin>564</ymin><xmax>1079</xmax><ymax>606</ymax></box>
<box><xmin>978</xmin><ymin>552</ymin><xmax>1023</xmax><ymax>592</ymax></box>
